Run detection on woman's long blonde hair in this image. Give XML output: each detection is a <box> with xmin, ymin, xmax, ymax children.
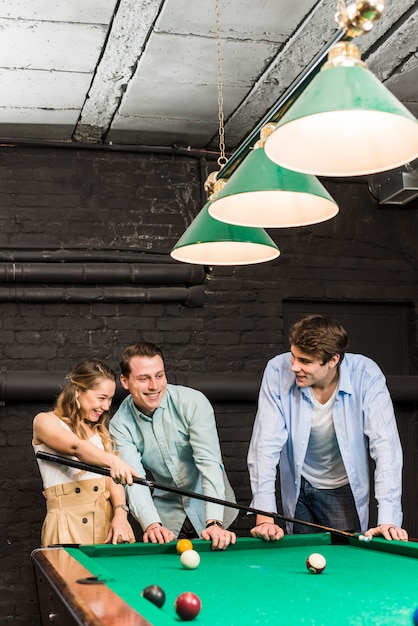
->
<box><xmin>54</xmin><ymin>359</ymin><xmax>116</xmax><ymax>453</ymax></box>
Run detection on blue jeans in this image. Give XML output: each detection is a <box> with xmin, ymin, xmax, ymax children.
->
<box><xmin>293</xmin><ymin>476</ymin><xmax>360</xmax><ymax>534</ymax></box>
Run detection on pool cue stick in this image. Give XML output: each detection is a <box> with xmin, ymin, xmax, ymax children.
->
<box><xmin>36</xmin><ymin>451</ymin><xmax>368</xmax><ymax>542</ymax></box>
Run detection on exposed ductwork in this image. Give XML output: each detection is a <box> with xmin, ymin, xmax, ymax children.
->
<box><xmin>0</xmin><ymin>284</ymin><xmax>206</xmax><ymax>306</ymax></box>
<box><xmin>0</xmin><ymin>257</ymin><xmax>207</xmax><ymax>306</ymax></box>
<box><xmin>0</xmin><ymin>248</ymin><xmax>182</xmax><ymax>263</ymax></box>
<box><xmin>0</xmin><ymin>371</ymin><xmax>417</xmax><ymax>405</ymax></box>
<box><xmin>0</xmin><ymin>262</ymin><xmax>205</xmax><ymax>284</ymax></box>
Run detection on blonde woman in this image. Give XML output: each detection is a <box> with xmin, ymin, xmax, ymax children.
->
<box><xmin>33</xmin><ymin>359</ymin><xmax>137</xmax><ymax>547</ymax></box>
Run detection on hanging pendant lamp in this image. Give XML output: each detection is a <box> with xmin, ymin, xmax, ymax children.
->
<box><xmin>170</xmin><ymin>202</ymin><xmax>280</xmax><ymax>266</ymax></box>
<box><xmin>208</xmin><ymin>124</ymin><xmax>338</xmax><ymax>227</ymax></box>
<box><xmin>264</xmin><ymin>41</ymin><xmax>418</xmax><ymax>177</ymax></box>
<box><xmin>170</xmin><ymin>0</ymin><xmax>279</xmax><ymax>267</ymax></box>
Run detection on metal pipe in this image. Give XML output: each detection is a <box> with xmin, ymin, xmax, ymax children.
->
<box><xmin>0</xmin><ymin>263</ymin><xmax>205</xmax><ymax>285</ymax></box>
<box><xmin>0</xmin><ymin>249</ymin><xmax>181</xmax><ymax>263</ymax></box>
<box><xmin>1</xmin><ymin>371</ymin><xmax>416</xmax><ymax>405</ymax></box>
<box><xmin>0</xmin><ymin>137</ymin><xmax>220</xmax><ymax>160</ymax></box>
<box><xmin>0</xmin><ymin>371</ymin><xmax>259</xmax><ymax>404</ymax></box>
<box><xmin>0</xmin><ymin>284</ymin><xmax>206</xmax><ymax>306</ymax></box>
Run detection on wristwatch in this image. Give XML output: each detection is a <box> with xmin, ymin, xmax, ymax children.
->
<box><xmin>114</xmin><ymin>504</ymin><xmax>129</xmax><ymax>512</ymax></box>
<box><xmin>206</xmin><ymin>520</ymin><xmax>224</xmax><ymax>529</ymax></box>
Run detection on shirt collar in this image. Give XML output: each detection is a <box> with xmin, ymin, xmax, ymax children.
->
<box><xmin>336</xmin><ymin>358</ymin><xmax>353</xmax><ymax>395</ymax></box>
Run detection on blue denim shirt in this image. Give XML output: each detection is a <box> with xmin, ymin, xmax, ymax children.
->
<box><xmin>247</xmin><ymin>353</ymin><xmax>403</xmax><ymax>532</ymax></box>
<box><xmin>110</xmin><ymin>384</ymin><xmax>237</xmax><ymax>536</ymax></box>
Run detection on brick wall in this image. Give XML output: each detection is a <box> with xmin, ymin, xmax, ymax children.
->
<box><xmin>0</xmin><ymin>145</ymin><xmax>417</xmax><ymax>625</ymax></box>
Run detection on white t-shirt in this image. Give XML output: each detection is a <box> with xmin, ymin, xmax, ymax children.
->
<box><xmin>302</xmin><ymin>386</ymin><xmax>349</xmax><ymax>489</ymax></box>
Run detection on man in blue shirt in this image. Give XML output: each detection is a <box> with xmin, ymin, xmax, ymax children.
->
<box><xmin>247</xmin><ymin>314</ymin><xmax>408</xmax><ymax>542</ymax></box>
<box><xmin>110</xmin><ymin>341</ymin><xmax>237</xmax><ymax>550</ymax></box>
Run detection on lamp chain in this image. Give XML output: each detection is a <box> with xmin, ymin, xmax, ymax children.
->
<box><xmin>215</xmin><ymin>0</ymin><xmax>227</xmax><ymax>167</ymax></box>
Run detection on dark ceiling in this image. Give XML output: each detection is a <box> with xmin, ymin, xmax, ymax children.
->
<box><xmin>1</xmin><ymin>0</ymin><xmax>417</xmax><ymax>155</ymax></box>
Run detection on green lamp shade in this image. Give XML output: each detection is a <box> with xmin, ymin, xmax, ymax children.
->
<box><xmin>170</xmin><ymin>202</ymin><xmax>280</xmax><ymax>265</ymax></box>
<box><xmin>208</xmin><ymin>146</ymin><xmax>338</xmax><ymax>227</ymax></box>
<box><xmin>264</xmin><ymin>65</ymin><xmax>418</xmax><ymax>177</ymax></box>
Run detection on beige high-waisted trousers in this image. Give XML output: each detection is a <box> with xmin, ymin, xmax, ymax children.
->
<box><xmin>41</xmin><ymin>477</ymin><xmax>111</xmax><ymax>547</ymax></box>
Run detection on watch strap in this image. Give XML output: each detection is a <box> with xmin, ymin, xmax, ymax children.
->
<box><xmin>114</xmin><ymin>504</ymin><xmax>129</xmax><ymax>512</ymax></box>
<box><xmin>206</xmin><ymin>520</ymin><xmax>224</xmax><ymax>529</ymax></box>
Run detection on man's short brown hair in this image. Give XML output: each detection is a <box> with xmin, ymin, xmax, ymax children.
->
<box><xmin>289</xmin><ymin>314</ymin><xmax>349</xmax><ymax>364</ymax></box>
<box><xmin>120</xmin><ymin>341</ymin><xmax>164</xmax><ymax>378</ymax></box>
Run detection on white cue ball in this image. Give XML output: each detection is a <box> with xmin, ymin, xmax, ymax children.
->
<box><xmin>180</xmin><ymin>549</ymin><xmax>201</xmax><ymax>570</ymax></box>
<box><xmin>306</xmin><ymin>552</ymin><xmax>326</xmax><ymax>574</ymax></box>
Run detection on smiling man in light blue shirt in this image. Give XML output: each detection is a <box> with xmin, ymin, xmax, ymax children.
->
<box><xmin>248</xmin><ymin>314</ymin><xmax>408</xmax><ymax>543</ymax></box>
<box><xmin>110</xmin><ymin>341</ymin><xmax>237</xmax><ymax>550</ymax></box>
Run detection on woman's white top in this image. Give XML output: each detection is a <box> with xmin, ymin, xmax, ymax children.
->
<box><xmin>33</xmin><ymin>416</ymin><xmax>104</xmax><ymax>489</ymax></box>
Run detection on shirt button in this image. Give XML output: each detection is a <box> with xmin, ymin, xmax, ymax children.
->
<box><xmin>82</xmin><ymin>518</ymin><xmax>88</xmax><ymax>524</ymax></box>
<box><xmin>93</xmin><ymin>486</ymin><xmax>99</xmax><ymax>492</ymax></box>
<box><xmin>75</xmin><ymin>487</ymin><xmax>81</xmax><ymax>493</ymax></box>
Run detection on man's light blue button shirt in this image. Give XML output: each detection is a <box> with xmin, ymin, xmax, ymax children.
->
<box><xmin>110</xmin><ymin>384</ymin><xmax>237</xmax><ymax>536</ymax></box>
<box><xmin>247</xmin><ymin>353</ymin><xmax>403</xmax><ymax>532</ymax></box>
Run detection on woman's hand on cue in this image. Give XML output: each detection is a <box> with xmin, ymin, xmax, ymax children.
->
<box><xmin>364</xmin><ymin>524</ymin><xmax>409</xmax><ymax>541</ymax></box>
<box><xmin>107</xmin><ymin>455</ymin><xmax>138</xmax><ymax>486</ymax></box>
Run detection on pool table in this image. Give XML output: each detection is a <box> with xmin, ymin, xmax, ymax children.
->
<box><xmin>31</xmin><ymin>534</ymin><xmax>418</xmax><ymax>626</ymax></box>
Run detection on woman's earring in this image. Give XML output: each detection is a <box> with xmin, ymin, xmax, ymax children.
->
<box><xmin>76</xmin><ymin>397</ymin><xmax>81</xmax><ymax>410</ymax></box>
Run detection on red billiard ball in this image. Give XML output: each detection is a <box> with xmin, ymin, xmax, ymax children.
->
<box><xmin>142</xmin><ymin>584</ymin><xmax>166</xmax><ymax>608</ymax></box>
<box><xmin>306</xmin><ymin>553</ymin><xmax>327</xmax><ymax>574</ymax></box>
<box><xmin>174</xmin><ymin>591</ymin><xmax>201</xmax><ymax>620</ymax></box>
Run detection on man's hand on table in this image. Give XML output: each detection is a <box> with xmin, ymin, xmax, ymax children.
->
<box><xmin>143</xmin><ymin>522</ymin><xmax>175</xmax><ymax>544</ymax></box>
<box><xmin>200</xmin><ymin>524</ymin><xmax>236</xmax><ymax>550</ymax></box>
<box><xmin>364</xmin><ymin>524</ymin><xmax>408</xmax><ymax>541</ymax></box>
<box><xmin>250</xmin><ymin>514</ymin><xmax>284</xmax><ymax>541</ymax></box>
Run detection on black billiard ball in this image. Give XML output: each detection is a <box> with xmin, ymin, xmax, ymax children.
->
<box><xmin>142</xmin><ymin>584</ymin><xmax>166</xmax><ymax>608</ymax></box>
<box><xmin>174</xmin><ymin>591</ymin><xmax>201</xmax><ymax>620</ymax></box>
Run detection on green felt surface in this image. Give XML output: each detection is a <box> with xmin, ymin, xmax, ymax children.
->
<box><xmin>67</xmin><ymin>534</ymin><xmax>418</xmax><ymax>625</ymax></box>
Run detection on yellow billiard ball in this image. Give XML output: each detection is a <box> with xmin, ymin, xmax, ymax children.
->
<box><xmin>176</xmin><ymin>539</ymin><xmax>193</xmax><ymax>554</ymax></box>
